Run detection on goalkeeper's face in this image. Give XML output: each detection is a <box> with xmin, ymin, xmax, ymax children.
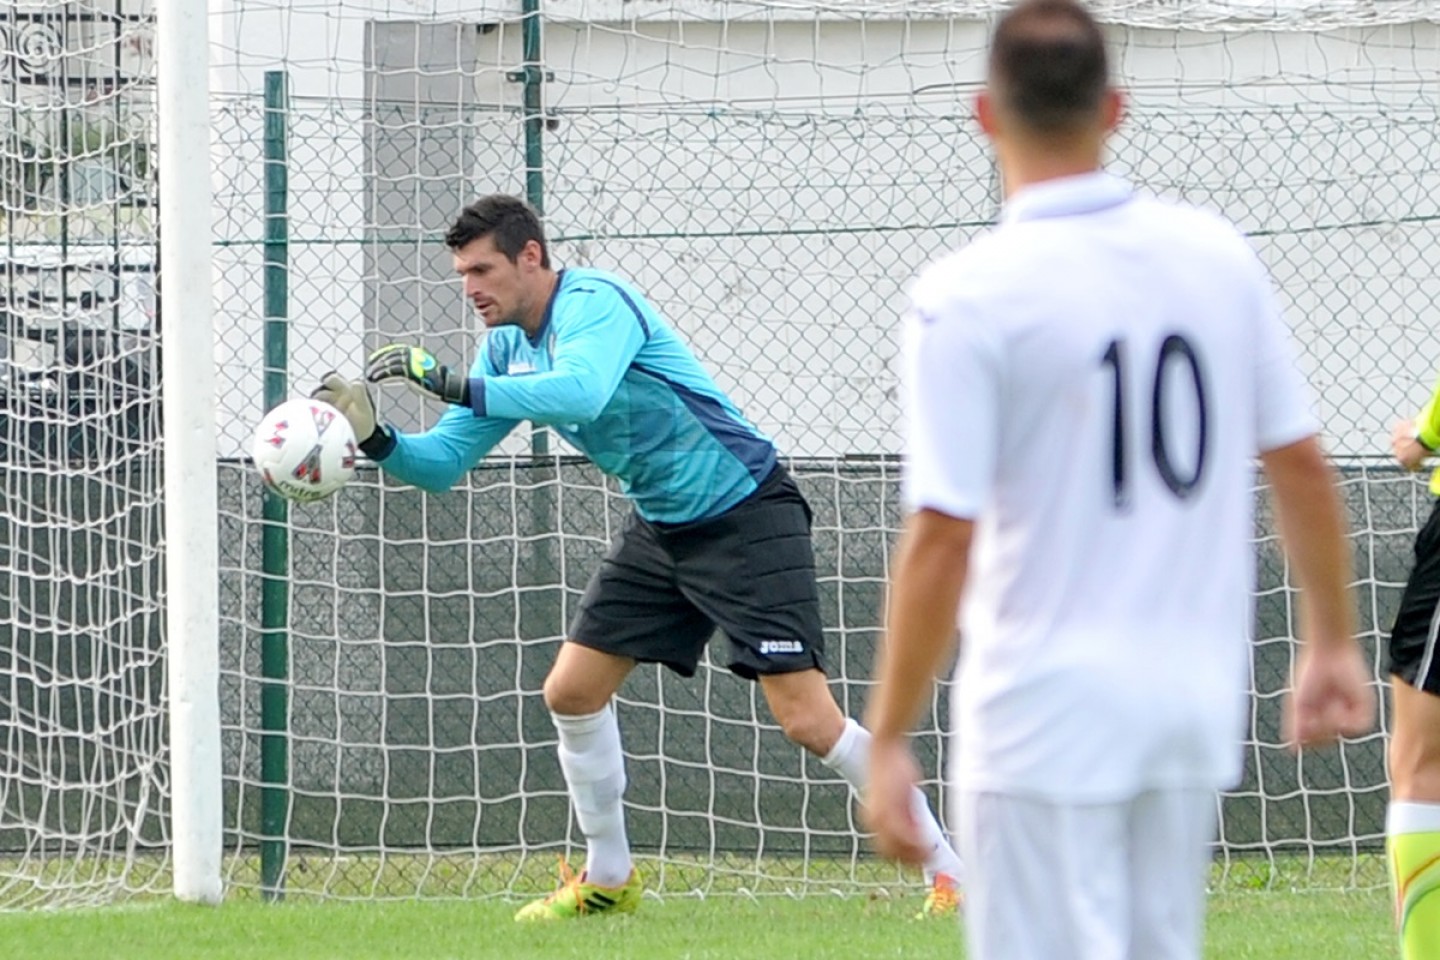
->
<box><xmin>453</xmin><ymin>235</ymin><xmax>547</xmax><ymax>330</ymax></box>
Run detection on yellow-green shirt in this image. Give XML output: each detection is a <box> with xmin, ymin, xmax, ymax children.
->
<box><xmin>1415</xmin><ymin>384</ymin><xmax>1440</xmax><ymax>495</ymax></box>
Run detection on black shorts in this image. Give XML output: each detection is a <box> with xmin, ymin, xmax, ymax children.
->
<box><xmin>1389</xmin><ymin>499</ymin><xmax>1440</xmax><ymax>694</ymax></box>
<box><xmin>569</xmin><ymin>466</ymin><xmax>826</xmax><ymax>680</ymax></box>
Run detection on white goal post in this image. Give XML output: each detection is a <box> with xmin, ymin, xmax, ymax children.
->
<box><xmin>158</xmin><ymin>0</ymin><xmax>220</xmax><ymax>904</ymax></box>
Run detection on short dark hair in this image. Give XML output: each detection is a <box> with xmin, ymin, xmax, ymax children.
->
<box><xmin>988</xmin><ymin>0</ymin><xmax>1110</xmax><ymax>134</ymax></box>
<box><xmin>445</xmin><ymin>194</ymin><xmax>550</xmax><ymax>268</ymax></box>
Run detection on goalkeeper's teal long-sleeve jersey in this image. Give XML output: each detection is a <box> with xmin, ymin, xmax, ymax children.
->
<box><xmin>371</xmin><ymin>267</ymin><xmax>778</xmax><ymax>524</ymax></box>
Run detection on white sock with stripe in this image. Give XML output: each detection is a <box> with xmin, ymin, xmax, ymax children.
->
<box><xmin>553</xmin><ymin>704</ymin><xmax>633</xmax><ymax>888</ymax></box>
<box><xmin>820</xmin><ymin>717</ymin><xmax>965</xmax><ymax>883</ymax></box>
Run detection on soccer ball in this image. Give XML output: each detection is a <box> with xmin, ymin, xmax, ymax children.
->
<box><xmin>251</xmin><ymin>397</ymin><xmax>357</xmax><ymax>502</ymax></box>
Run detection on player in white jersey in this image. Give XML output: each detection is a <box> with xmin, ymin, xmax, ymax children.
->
<box><xmin>860</xmin><ymin>2</ymin><xmax>1375</xmax><ymax>958</ymax></box>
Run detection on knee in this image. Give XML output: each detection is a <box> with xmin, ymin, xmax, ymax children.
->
<box><xmin>775</xmin><ymin>708</ymin><xmax>844</xmax><ymax>757</ymax></box>
<box><xmin>543</xmin><ymin>671</ymin><xmax>610</xmax><ymax>717</ymax></box>
<box><xmin>761</xmin><ymin>672</ymin><xmax>846</xmax><ymax>755</ymax></box>
<box><xmin>1391</xmin><ymin>753</ymin><xmax>1440</xmax><ymax>802</ymax></box>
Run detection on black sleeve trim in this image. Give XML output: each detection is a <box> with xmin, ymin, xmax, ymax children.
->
<box><xmin>359</xmin><ymin>424</ymin><xmax>398</xmax><ymax>461</ymax></box>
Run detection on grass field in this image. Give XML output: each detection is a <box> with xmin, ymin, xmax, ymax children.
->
<box><xmin>0</xmin><ymin>889</ymin><xmax>1394</xmax><ymax>959</ymax></box>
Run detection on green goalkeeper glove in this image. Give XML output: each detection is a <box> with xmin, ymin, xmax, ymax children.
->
<box><xmin>311</xmin><ymin>373</ymin><xmax>394</xmax><ymax>459</ymax></box>
<box><xmin>365</xmin><ymin>344</ymin><xmax>470</xmax><ymax>406</ymax></box>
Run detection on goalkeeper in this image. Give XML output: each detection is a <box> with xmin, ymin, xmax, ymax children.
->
<box><xmin>316</xmin><ymin>194</ymin><xmax>964</xmax><ymax>922</ymax></box>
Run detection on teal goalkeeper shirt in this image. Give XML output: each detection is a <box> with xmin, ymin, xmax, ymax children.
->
<box><xmin>369</xmin><ymin>267</ymin><xmax>778</xmax><ymax>524</ymax></box>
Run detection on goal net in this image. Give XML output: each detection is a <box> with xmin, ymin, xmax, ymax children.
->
<box><xmin>0</xmin><ymin>0</ymin><xmax>162</xmax><ymax>907</ymax></box>
<box><xmin>3</xmin><ymin>0</ymin><xmax>1436</xmax><ymax>905</ymax></box>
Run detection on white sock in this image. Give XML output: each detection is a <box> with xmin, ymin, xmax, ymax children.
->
<box><xmin>821</xmin><ymin>717</ymin><xmax>965</xmax><ymax>883</ymax></box>
<box><xmin>1389</xmin><ymin>800</ymin><xmax>1440</xmax><ymax>834</ymax></box>
<box><xmin>553</xmin><ymin>705</ymin><xmax>632</xmax><ymax>888</ymax></box>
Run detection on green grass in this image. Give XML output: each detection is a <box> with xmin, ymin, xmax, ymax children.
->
<box><xmin>0</xmin><ymin>890</ymin><xmax>1395</xmax><ymax>959</ymax></box>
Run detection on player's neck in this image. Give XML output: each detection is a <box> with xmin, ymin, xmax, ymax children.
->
<box><xmin>1000</xmin><ymin>157</ymin><xmax>1104</xmax><ymax>199</ymax></box>
<box><xmin>997</xmin><ymin>137</ymin><xmax>1106</xmax><ymax>199</ymax></box>
<box><xmin>519</xmin><ymin>270</ymin><xmax>560</xmax><ymax>339</ymax></box>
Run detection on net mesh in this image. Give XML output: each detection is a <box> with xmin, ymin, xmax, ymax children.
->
<box><xmin>2</xmin><ymin>0</ymin><xmax>1437</xmax><ymax>905</ymax></box>
<box><xmin>0</xmin><ymin>0</ymin><xmax>164</xmax><ymax>907</ymax></box>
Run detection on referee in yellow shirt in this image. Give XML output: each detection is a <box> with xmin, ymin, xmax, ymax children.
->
<box><xmin>1387</xmin><ymin>387</ymin><xmax>1440</xmax><ymax>959</ymax></box>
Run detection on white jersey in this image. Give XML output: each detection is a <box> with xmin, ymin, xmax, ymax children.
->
<box><xmin>902</xmin><ymin>172</ymin><xmax>1316</xmax><ymax>801</ymax></box>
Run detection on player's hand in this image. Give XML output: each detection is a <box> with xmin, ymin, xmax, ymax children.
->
<box><xmin>1284</xmin><ymin>641</ymin><xmax>1376</xmax><ymax>751</ymax></box>
<box><xmin>1392</xmin><ymin>419</ymin><xmax>1431</xmax><ymax>472</ymax></box>
<box><xmin>365</xmin><ymin>344</ymin><xmax>470</xmax><ymax>406</ymax></box>
<box><xmin>311</xmin><ymin>373</ymin><xmax>379</xmax><ymax>444</ymax></box>
<box><xmin>862</xmin><ymin>737</ymin><xmax>929</xmax><ymax>865</ymax></box>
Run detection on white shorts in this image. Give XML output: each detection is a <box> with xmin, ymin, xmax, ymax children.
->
<box><xmin>956</xmin><ymin>788</ymin><xmax>1216</xmax><ymax>960</ymax></box>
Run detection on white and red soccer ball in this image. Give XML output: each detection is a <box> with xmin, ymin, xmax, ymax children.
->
<box><xmin>251</xmin><ymin>398</ymin><xmax>357</xmax><ymax>502</ymax></box>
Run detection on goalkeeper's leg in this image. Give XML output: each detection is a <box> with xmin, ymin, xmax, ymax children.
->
<box><xmin>522</xmin><ymin>506</ymin><xmax>728</xmax><ymax>920</ymax></box>
<box><xmin>515</xmin><ymin>642</ymin><xmax>641</xmax><ymax>922</ymax></box>
<box><xmin>545</xmin><ymin>642</ymin><xmax>635</xmax><ymax>887</ymax></box>
<box><xmin>1388</xmin><ymin>677</ymin><xmax>1440</xmax><ymax>958</ymax></box>
<box><xmin>759</xmin><ymin>668</ymin><xmax>966</xmax><ymax>898</ymax></box>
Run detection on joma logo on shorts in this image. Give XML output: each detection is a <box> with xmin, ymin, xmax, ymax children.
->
<box><xmin>759</xmin><ymin>640</ymin><xmax>803</xmax><ymax>655</ymax></box>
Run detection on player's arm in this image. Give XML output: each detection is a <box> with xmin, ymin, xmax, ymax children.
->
<box><xmin>366</xmin><ymin>288</ymin><xmax>647</xmax><ymax>426</ymax></box>
<box><xmin>480</xmin><ymin>290</ymin><xmax>647</xmax><ymax>424</ymax></box>
<box><xmin>864</xmin><ymin>297</ymin><xmax>1000</xmax><ymax>864</ymax></box>
<box><xmin>1392</xmin><ymin>373</ymin><xmax>1440</xmax><ymax>471</ymax></box>
<box><xmin>868</xmin><ymin>510</ymin><xmax>972</xmax><ymax>740</ymax></box>
<box><xmin>1261</xmin><ymin>436</ymin><xmax>1372</xmax><ymax>747</ymax></box>
<box><xmin>317</xmin><ymin>349</ymin><xmax>519</xmax><ymax>493</ymax></box>
<box><xmin>864</xmin><ymin>507</ymin><xmax>971</xmax><ymax>866</ymax></box>
<box><xmin>372</xmin><ymin>405</ymin><xmax>519</xmax><ymax>494</ymax></box>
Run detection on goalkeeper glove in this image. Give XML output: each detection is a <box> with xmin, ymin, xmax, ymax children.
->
<box><xmin>365</xmin><ymin>344</ymin><xmax>470</xmax><ymax>406</ymax></box>
<box><xmin>311</xmin><ymin>373</ymin><xmax>394</xmax><ymax>459</ymax></box>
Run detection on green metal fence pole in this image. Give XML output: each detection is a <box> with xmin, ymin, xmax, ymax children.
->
<box><xmin>260</xmin><ymin>69</ymin><xmax>291</xmax><ymax>902</ymax></box>
<box><xmin>521</xmin><ymin>0</ymin><xmax>548</xmax><ymax>458</ymax></box>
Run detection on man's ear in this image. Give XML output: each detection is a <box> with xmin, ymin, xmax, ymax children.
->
<box><xmin>1101</xmin><ymin>87</ymin><xmax>1125</xmax><ymax>134</ymax></box>
<box><xmin>521</xmin><ymin>238</ymin><xmax>544</xmax><ymax>270</ymax></box>
<box><xmin>975</xmin><ymin>90</ymin><xmax>1000</xmax><ymax>139</ymax></box>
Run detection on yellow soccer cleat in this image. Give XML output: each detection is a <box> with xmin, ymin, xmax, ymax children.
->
<box><xmin>514</xmin><ymin>860</ymin><xmax>643</xmax><ymax>922</ymax></box>
<box><xmin>914</xmin><ymin>872</ymin><xmax>963</xmax><ymax>920</ymax></box>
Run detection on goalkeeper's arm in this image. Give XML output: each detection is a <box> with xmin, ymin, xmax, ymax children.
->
<box><xmin>366</xmin><ymin>287</ymin><xmax>646</xmax><ymax>426</ymax></box>
<box><xmin>315</xmin><ymin>355</ymin><xmax>520</xmax><ymax>493</ymax></box>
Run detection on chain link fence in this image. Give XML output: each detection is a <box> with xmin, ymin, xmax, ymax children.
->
<box><xmin>208</xmin><ymin>26</ymin><xmax>1435</xmax><ymax>895</ymax></box>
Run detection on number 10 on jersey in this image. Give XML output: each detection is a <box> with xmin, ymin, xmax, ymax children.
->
<box><xmin>1099</xmin><ymin>334</ymin><xmax>1210</xmax><ymax>511</ymax></box>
